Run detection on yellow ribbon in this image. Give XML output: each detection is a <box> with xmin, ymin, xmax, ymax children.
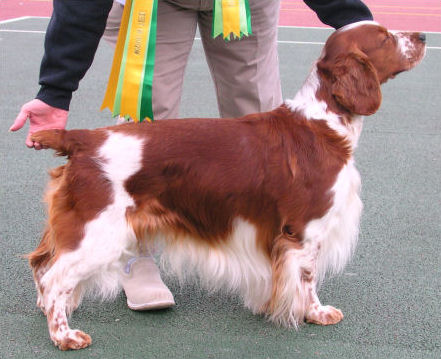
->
<box><xmin>102</xmin><ymin>0</ymin><xmax>157</xmax><ymax>122</ymax></box>
<box><xmin>212</xmin><ymin>0</ymin><xmax>251</xmax><ymax>40</ymax></box>
<box><xmin>222</xmin><ymin>0</ymin><xmax>241</xmax><ymax>37</ymax></box>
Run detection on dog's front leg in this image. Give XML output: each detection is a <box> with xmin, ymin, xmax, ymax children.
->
<box><xmin>290</xmin><ymin>241</ymin><xmax>344</xmax><ymax>326</ymax></box>
<box><xmin>304</xmin><ymin>281</ymin><xmax>344</xmax><ymax>326</ymax></box>
<box><xmin>302</xmin><ymin>245</ymin><xmax>344</xmax><ymax>325</ymax></box>
<box><xmin>267</xmin><ymin>234</ymin><xmax>314</xmax><ymax>327</ymax></box>
<box><xmin>267</xmin><ymin>235</ymin><xmax>343</xmax><ymax>327</ymax></box>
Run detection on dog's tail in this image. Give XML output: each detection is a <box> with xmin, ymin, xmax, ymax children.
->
<box><xmin>31</xmin><ymin>129</ymin><xmax>92</xmax><ymax>157</ymax></box>
<box><xmin>28</xmin><ymin>227</ymin><xmax>53</xmax><ymax>269</ymax></box>
<box><xmin>27</xmin><ymin>165</ymin><xmax>66</xmax><ymax>270</ymax></box>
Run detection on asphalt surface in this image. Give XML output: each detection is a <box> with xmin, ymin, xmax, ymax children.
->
<box><xmin>1</xmin><ymin>18</ymin><xmax>440</xmax><ymax>358</ymax></box>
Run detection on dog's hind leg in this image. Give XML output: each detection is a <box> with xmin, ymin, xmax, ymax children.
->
<box><xmin>40</xmin><ymin>248</ymin><xmax>127</xmax><ymax>349</ymax></box>
<box><xmin>40</xmin><ymin>254</ymin><xmax>92</xmax><ymax>350</ymax></box>
<box><xmin>29</xmin><ymin>228</ymin><xmax>53</xmax><ymax>315</ymax></box>
<box><xmin>40</xmin><ymin>209</ymin><xmax>136</xmax><ymax>350</ymax></box>
<box><xmin>29</xmin><ymin>226</ymin><xmax>86</xmax><ymax>318</ymax></box>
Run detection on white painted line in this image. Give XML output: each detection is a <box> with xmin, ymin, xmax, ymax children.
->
<box><xmin>195</xmin><ymin>36</ymin><xmax>326</xmax><ymax>46</ymax></box>
<box><xmin>23</xmin><ymin>16</ymin><xmax>50</xmax><ymax>19</ymax></box>
<box><xmin>0</xmin><ymin>16</ymin><xmax>50</xmax><ymax>25</ymax></box>
<box><xmin>2</xmin><ymin>16</ymin><xmax>440</xmax><ymax>34</ymax></box>
<box><xmin>0</xmin><ymin>29</ymin><xmax>45</xmax><ymax>34</ymax></box>
<box><xmin>0</xmin><ymin>16</ymin><xmax>32</xmax><ymax>24</ymax></box>
<box><xmin>278</xmin><ymin>40</ymin><xmax>324</xmax><ymax>45</ymax></box>
<box><xmin>1</xmin><ymin>29</ymin><xmax>440</xmax><ymax>49</ymax></box>
<box><xmin>279</xmin><ymin>25</ymin><xmax>331</xmax><ymax>30</ymax></box>
<box><xmin>279</xmin><ymin>24</ymin><xmax>441</xmax><ymax>34</ymax></box>
<box><xmin>203</xmin><ymin>37</ymin><xmax>441</xmax><ymax>49</ymax></box>
<box><xmin>278</xmin><ymin>40</ymin><xmax>440</xmax><ymax>49</ymax></box>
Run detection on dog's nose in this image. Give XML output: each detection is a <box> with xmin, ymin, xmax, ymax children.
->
<box><xmin>419</xmin><ymin>33</ymin><xmax>426</xmax><ymax>43</ymax></box>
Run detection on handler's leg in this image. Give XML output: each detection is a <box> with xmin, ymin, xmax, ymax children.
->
<box><xmin>103</xmin><ymin>4</ymin><xmax>194</xmax><ymax>310</ymax></box>
<box><xmin>198</xmin><ymin>0</ymin><xmax>283</xmax><ymax>118</ymax></box>
<box><xmin>102</xmin><ymin>1</ymin><xmax>124</xmax><ymax>45</ymax></box>
<box><xmin>123</xmin><ymin>256</ymin><xmax>175</xmax><ymax>311</ymax></box>
<box><xmin>152</xmin><ymin>0</ymin><xmax>199</xmax><ymax>119</ymax></box>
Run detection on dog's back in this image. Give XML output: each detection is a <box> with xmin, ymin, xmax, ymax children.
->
<box><xmin>31</xmin><ymin>107</ymin><xmax>352</xmax><ymax>253</ymax></box>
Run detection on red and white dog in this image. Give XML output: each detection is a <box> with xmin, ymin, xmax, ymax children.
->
<box><xmin>28</xmin><ymin>22</ymin><xmax>425</xmax><ymax>350</ymax></box>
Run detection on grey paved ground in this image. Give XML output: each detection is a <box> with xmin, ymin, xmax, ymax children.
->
<box><xmin>1</xmin><ymin>18</ymin><xmax>440</xmax><ymax>358</ymax></box>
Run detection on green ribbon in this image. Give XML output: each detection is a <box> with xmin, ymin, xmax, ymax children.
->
<box><xmin>212</xmin><ymin>0</ymin><xmax>252</xmax><ymax>40</ymax></box>
<box><xmin>103</xmin><ymin>0</ymin><xmax>252</xmax><ymax>123</ymax></box>
<box><xmin>139</xmin><ymin>0</ymin><xmax>158</xmax><ymax>122</ymax></box>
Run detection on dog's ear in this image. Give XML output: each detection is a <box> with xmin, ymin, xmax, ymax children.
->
<box><xmin>320</xmin><ymin>51</ymin><xmax>382</xmax><ymax>116</ymax></box>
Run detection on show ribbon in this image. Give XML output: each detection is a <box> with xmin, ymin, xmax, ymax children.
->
<box><xmin>101</xmin><ymin>0</ymin><xmax>158</xmax><ymax>123</ymax></box>
<box><xmin>212</xmin><ymin>0</ymin><xmax>252</xmax><ymax>40</ymax></box>
<box><xmin>102</xmin><ymin>0</ymin><xmax>251</xmax><ymax>123</ymax></box>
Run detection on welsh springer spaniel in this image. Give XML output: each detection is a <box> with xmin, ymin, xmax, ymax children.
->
<box><xmin>28</xmin><ymin>22</ymin><xmax>425</xmax><ymax>350</ymax></box>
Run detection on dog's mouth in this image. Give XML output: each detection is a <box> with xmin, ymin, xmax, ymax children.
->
<box><xmin>395</xmin><ymin>32</ymin><xmax>427</xmax><ymax>69</ymax></box>
<box><xmin>386</xmin><ymin>35</ymin><xmax>425</xmax><ymax>81</ymax></box>
<box><xmin>390</xmin><ymin>70</ymin><xmax>405</xmax><ymax>79</ymax></box>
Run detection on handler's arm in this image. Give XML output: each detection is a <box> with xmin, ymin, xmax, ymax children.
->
<box><xmin>36</xmin><ymin>0</ymin><xmax>114</xmax><ymax>111</ymax></box>
<box><xmin>303</xmin><ymin>0</ymin><xmax>373</xmax><ymax>29</ymax></box>
<box><xmin>10</xmin><ymin>0</ymin><xmax>113</xmax><ymax>149</ymax></box>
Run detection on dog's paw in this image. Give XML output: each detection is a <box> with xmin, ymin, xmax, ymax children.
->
<box><xmin>52</xmin><ymin>329</ymin><xmax>92</xmax><ymax>350</ymax></box>
<box><xmin>305</xmin><ymin>305</ymin><xmax>344</xmax><ymax>326</ymax></box>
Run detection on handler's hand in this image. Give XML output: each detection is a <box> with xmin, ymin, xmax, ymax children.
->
<box><xmin>9</xmin><ymin>99</ymin><xmax>68</xmax><ymax>150</ymax></box>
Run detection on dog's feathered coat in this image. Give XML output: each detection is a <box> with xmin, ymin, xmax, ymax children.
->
<box><xmin>28</xmin><ymin>22</ymin><xmax>425</xmax><ymax>350</ymax></box>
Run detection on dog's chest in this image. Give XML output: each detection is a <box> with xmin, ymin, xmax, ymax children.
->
<box><xmin>304</xmin><ymin>160</ymin><xmax>363</xmax><ymax>277</ymax></box>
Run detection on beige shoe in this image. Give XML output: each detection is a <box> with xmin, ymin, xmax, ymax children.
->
<box><xmin>122</xmin><ymin>257</ymin><xmax>175</xmax><ymax>311</ymax></box>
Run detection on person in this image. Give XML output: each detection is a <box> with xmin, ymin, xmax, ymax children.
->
<box><xmin>10</xmin><ymin>0</ymin><xmax>373</xmax><ymax>311</ymax></box>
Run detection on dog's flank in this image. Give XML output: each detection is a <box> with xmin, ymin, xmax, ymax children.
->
<box><xmin>27</xmin><ymin>22</ymin><xmax>425</xmax><ymax>350</ymax></box>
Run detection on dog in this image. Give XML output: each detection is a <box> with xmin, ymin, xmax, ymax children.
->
<box><xmin>28</xmin><ymin>21</ymin><xmax>425</xmax><ymax>350</ymax></box>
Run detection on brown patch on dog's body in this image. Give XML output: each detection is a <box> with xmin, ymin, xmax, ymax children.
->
<box><xmin>117</xmin><ymin>106</ymin><xmax>351</xmax><ymax>256</ymax></box>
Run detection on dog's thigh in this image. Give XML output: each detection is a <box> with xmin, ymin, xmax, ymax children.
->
<box><xmin>40</xmin><ymin>212</ymin><xmax>136</xmax><ymax>350</ymax></box>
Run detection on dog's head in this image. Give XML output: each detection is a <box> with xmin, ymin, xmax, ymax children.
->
<box><xmin>317</xmin><ymin>21</ymin><xmax>426</xmax><ymax>116</ymax></box>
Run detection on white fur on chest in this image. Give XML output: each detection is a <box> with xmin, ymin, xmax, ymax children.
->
<box><xmin>285</xmin><ymin>65</ymin><xmax>364</xmax><ymax>281</ymax></box>
<box><xmin>304</xmin><ymin>160</ymin><xmax>363</xmax><ymax>282</ymax></box>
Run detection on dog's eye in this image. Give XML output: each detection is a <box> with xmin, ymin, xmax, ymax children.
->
<box><xmin>382</xmin><ymin>34</ymin><xmax>392</xmax><ymax>44</ymax></box>
<box><xmin>384</xmin><ymin>34</ymin><xmax>397</xmax><ymax>46</ymax></box>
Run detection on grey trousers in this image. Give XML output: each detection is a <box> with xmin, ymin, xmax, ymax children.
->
<box><xmin>103</xmin><ymin>0</ymin><xmax>282</xmax><ymax>119</ymax></box>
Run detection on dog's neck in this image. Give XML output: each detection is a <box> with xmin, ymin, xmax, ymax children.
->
<box><xmin>285</xmin><ymin>64</ymin><xmax>363</xmax><ymax>150</ymax></box>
